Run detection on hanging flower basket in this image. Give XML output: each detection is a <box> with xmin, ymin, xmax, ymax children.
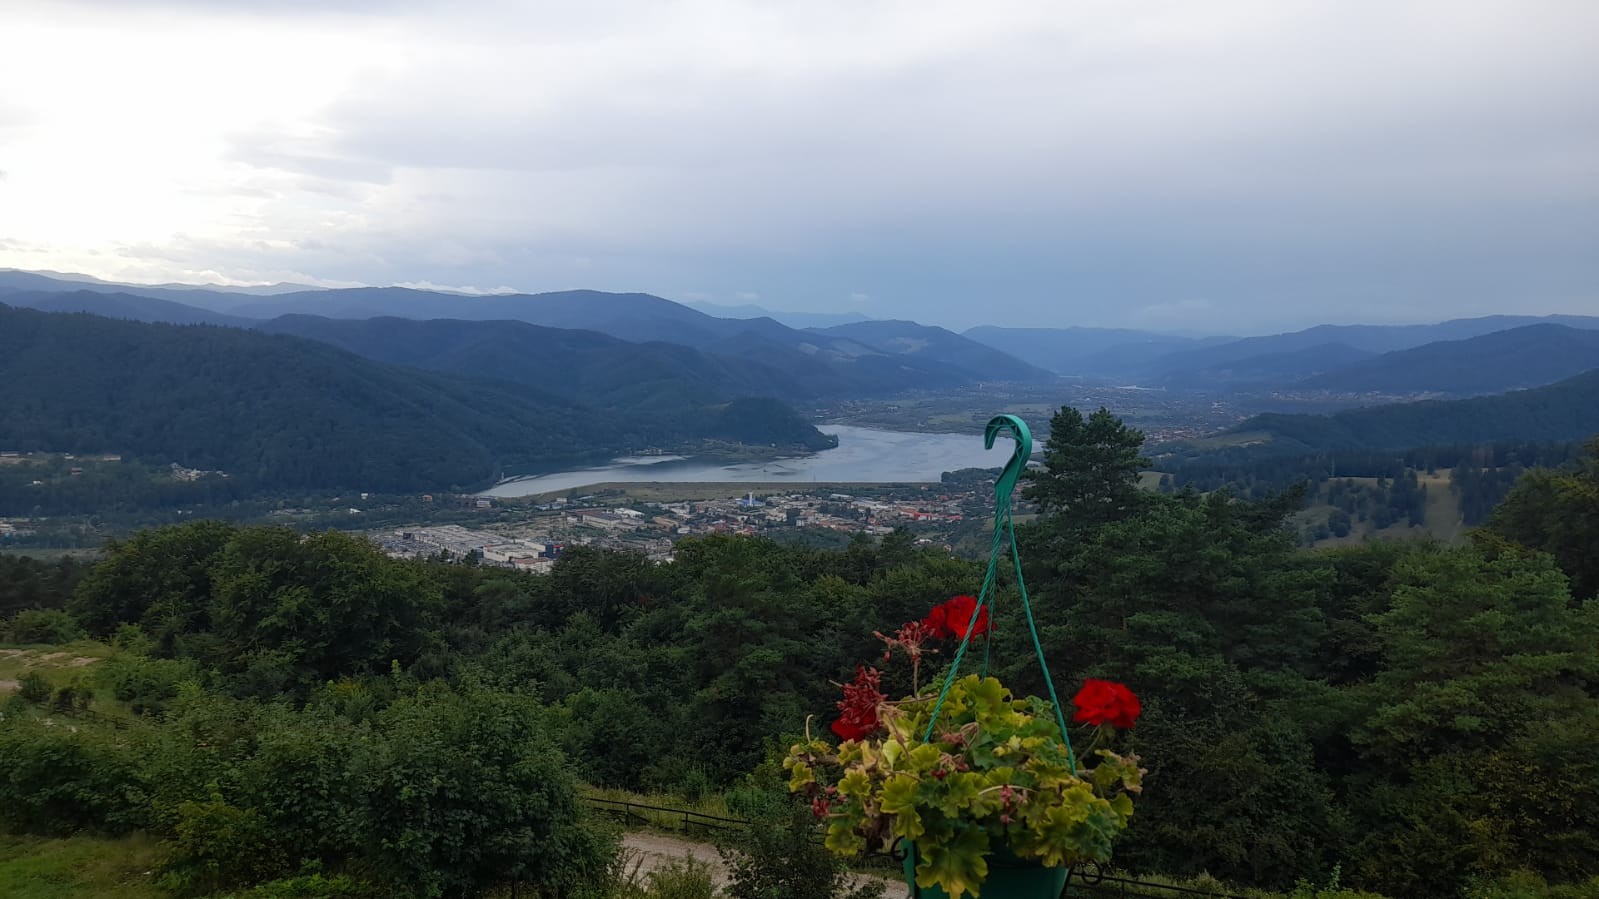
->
<box><xmin>783</xmin><ymin>416</ymin><xmax>1146</xmax><ymax>899</ymax></box>
<box><xmin>785</xmin><ymin>651</ymin><xmax>1144</xmax><ymax>898</ymax></box>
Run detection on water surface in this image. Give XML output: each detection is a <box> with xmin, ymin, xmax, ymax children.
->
<box><xmin>481</xmin><ymin>425</ymin><xmax>1011</xmax><ymax>497</ymax></box>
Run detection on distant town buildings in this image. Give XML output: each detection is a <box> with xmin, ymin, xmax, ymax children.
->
<box><xmin>368</xmin><ymin>486</ymin><xmax>987</xmax><ymax>573</ymax></box>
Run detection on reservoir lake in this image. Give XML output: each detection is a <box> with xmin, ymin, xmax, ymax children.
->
<box><xmin>480</xmin><ymin>425</ymin><xmax>1013</xmax><ymax>497</ymax></box>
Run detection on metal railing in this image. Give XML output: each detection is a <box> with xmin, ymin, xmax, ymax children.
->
<box><xmin>583</xmin><ymin>796</ymin><xmax>749</xmax><ymax>837</ymax></box>
<box><xmin>1067</xmin><ymin>864</ymin><xmax>1249</xmax><ymax>898</ymax></box>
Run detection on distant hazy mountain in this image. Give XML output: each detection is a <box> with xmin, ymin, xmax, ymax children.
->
<box><xmin>1160</xmin><ymin>343</ymin><xmax>1375</xmax><ymax>386</ymax></box>
<box><xmin>0</xmin><ymin>268</ymin><xmax>314</xmax><ymax>295</ymax></box>
<box><xmin>255</xmin><ymin>314</ymin><xmax>815</xmax><ymax>411</ymax></box>
<box><xmin>0</xmin><ymin>270</ymin><xmax>289</xmax><ymax>313</ymax></box>
<box><xmin>961</xmin><ymin>326</ymin><xmax>1235</xmax><ymax>376</ymax></box>
<box><xmin>1148</xmin><ymin>315</ymin><xmax>1599</xmax><ymax>377</ymax></box>
<box><xmin>1229</xmin><ymin>368</ymin><xmax>1599</xmax><ymax>453</ymax></box>
<box><xmin>685</xmin><ymin>301</ymin><xmax>872</xmax><ymax>330</ymax></box>
<box><xmin>1296</xmin><ymin>324</ymin><xmax>1599</xmax><ymax>396</ymax></box>
<box><xmin>810</xmin><ymin>320</ymin><xmax>1055</xmax><ymax>383</ymax></box>
<box><xmin>4</xmin><ymin>289</ymin><xmax>252</xmax><ymax>327</ymax></box>
<box><xmin>228</xmin><ymin>286</ymin><xmax>1048</xmax><ymax>393</ymax></box>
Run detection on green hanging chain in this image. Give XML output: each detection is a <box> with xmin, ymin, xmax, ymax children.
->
<box><xmin>919</xmin><ymin>415</ymin><xmax>1076</xmax><ymax>774</ymax></box>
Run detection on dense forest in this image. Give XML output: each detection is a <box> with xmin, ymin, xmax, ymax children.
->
<box><xmin>1161</xmin><ymin>440</ymin><xmax>1590</xmax><ymax>528</ymax></box>
<box><xmin>0</xmin><ymin>306</ymin><xmax>831</xmax><ymax>495</ymax></box>
<box><xmin>1</xmin><ymin>408</ymin><xmax>1597</xmax><ymax>897</ymax></box>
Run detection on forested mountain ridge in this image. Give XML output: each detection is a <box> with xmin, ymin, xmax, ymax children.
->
<box><xmin>4</xmin><ymin>289</ymin><xmax>253</xmax><ymax>328</ymax></box>
<box><xmin>1156</xmin><ymin>341</ymin><xmax>1375</xmax><ymax>386</ymax></box>
<box><xmin>1145</xmin><ymin>313</ymin><xmax>1599</xmax><ymax>378</ymax></box>
<box><xmin>0</xmin><ymin>305</ymin><xmax>831</xmax><ymax>492</ymax></box>
<box><xmin>1228</xmin><ymin>367</ymin><xmax>1599</xmax><ymax>452</ymax></box>
<box><xmin>5</xmin><ymin>273</ymin><xmax>1052</xmax><ymax>397</ymax></box>
<box><xmin>963</xmin><ymin>314</ymin><xmax>1599</xmax><ymax>381</ymax></box>
<box><xmin>0</xmin><ymin>305</ymin><xmax>599</xmax><ymax>491</ymax></box>
<box><xmin>809</xmin><ymin>320</ymin><xmax>1056</xmax><ymax>382</ymax></box>
<box><xmin>236</xmin><ymin>288</ymin><xmax>1052</xmax><ymax>391</ymax></box>
<box><xmin>1296</xmin><ymin>323</ymin><xmax>1599</xmax><ymax>395</ymax></box>
<box><xmin>256</xmin><ymin>314</ymin><xmax>816</xmax><ymax>411</ymax></box>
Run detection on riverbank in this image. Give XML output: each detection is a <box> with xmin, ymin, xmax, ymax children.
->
<box><xmin>499</xmin><ymin>481</ymin><xmax>917</xmax><ymax>504</ymax></box>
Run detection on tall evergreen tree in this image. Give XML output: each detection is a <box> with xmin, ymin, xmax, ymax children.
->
<box><xmin>1023</xmin><ymin>406</ymin><xmax>1151</xmax><ymax>529</ymax></box>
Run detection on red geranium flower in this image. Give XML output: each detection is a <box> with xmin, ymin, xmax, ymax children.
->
<box><xmin>831</xmin><ymin>666</ymin><xmax>885</xmax><ymax>742</ymax></box>
<box><xmin>1071</xmin><ymin>679</ymin><xmax>1141</xmax><ymax>729</ymax></box>
<box><xmin>922</xmin><ymin>595</ymin><xmax>991</xmax><ymax>640</ymax></box>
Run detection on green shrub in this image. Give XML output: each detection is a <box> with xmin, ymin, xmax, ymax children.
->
<box><xmin>160</xmin><ymin>796</ymin><xmax>291</xmax><ymax>897</ymax></box>
<box><xmin>1467</xmin><ymin>871</ymin><xmax>1599</xmax><ymax>898</ymax></box>
<box><xmin>217</xmin><ymin>873</ymin><xmax>377</xmax><ymax>899</ymax></box>
<box><xmin>355</xmin><ymin>688</ymin><xmax>617</xmax><ymax>898</ymax></box>
<box><xmin>3</xmin><ymin>608</ymin><xmax>84</xmax><ymax>644</ymax></box>
<box><xmin>0</xmin><ymin>720</ymin><xmax>148</xmax><ymax>834</ymax></box>
<box><xmin>99</xmin><ymin>652</ymin><xmax>201</xmax><ymax>716</ymax></box>
<box><xmin>17</xmin><ymin>670</ymin><xmax>51</xmax><ymax>704</ymax></box>
<box><xmin>644</xmin><ymin>855</ymin><xmax>718</xmax><ymax>899</ymax></box>
<box><xmin>49</xmin><ymin>682</ymin><xmax>91</xmax><ymax>712</ymax></box>
<box><xmin>718</xmin><ymin>800</ymin><xmax>883</xmax><ymax>899</ymax></box>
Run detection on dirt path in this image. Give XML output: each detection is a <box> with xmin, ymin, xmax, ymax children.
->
<box><xmin>620</xmin><ymin>832</ymin><xmax>908</xmax><ymax>897</ymax></box>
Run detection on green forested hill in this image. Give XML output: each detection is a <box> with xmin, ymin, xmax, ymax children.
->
<box><xmin>1231</xmin><ymin>368</ymin><xmax>1599</xmax><ymax>452</ymax></box>
<box><xmin>0</xmin><ymin>305</ymin><xmax>627</xmax><ymax>491</ymax></box>
<box><xmin>255</xmin><ymin>313</ymin><xmax>812</xmax><ymax>411</ymax></box>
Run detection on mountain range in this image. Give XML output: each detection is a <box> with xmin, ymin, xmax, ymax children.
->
<box><xmin>7</xmin><ymin>267</ymin><xmax>1599</xmax><ymax>482</ymax></box>
<box><xmin>1225</xmin><ymin>368</ymin><xmax>1599</xmax><ymax>454</ymax></box>
<box><xmin>1296</xmin><ymin>324</ymin><xmax>1599</xmax><ymax>395</ymax></box>
<box><xmin>683</xmin><ymin>301</ymin><xmax>871</xmax><ymax>330</ymax></box>
<box><xmin>254</xmin><ymin>314</ymin><xmax>812</xmax><ymax>411</ymax></box>
<box><xmin>965</xmin><ymin>315</ymin><xmax>1599</xmax><ymax>395</ymax></box>
<box><xmin>0</xmin><ymin>271</ymin><xmax>1055</xmax><ymax>398</ymax></box>
<box><xmin>962</xmin><ymin>326</ymin><xmax>1238</xmax><ymax>378</ymax></box>
<box><xmin>0</xmin><ymin>304</ymin><xmax>838</xmax><ymax>492</ymax></box>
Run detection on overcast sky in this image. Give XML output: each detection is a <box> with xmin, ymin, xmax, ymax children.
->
<box><xmin>1</xmin><ymin>1</ymin><xmax>1595</xmax><ymax>332</ymax></box>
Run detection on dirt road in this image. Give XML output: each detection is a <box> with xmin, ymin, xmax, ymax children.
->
<box><xmin>620</xmin><ymin>832</ymin><xmax>908</xmax><ymax>897</ymax></box>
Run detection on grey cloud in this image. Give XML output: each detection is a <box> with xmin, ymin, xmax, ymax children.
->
<box><xmin>17</xmin><ymin>0</ymin><xmax>1599</xmax><ymax>330</ymax></box>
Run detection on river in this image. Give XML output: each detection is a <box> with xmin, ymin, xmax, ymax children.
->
<box><xmin>479</xmin><ymin>425</ymin><xmax>1013</xmax><ymax>497</ymax></box>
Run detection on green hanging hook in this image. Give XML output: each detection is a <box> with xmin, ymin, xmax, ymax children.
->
<box><xmin>921</xmin><ymin>413</ymin><xmax>1076</xmax><ymax>771</ymax></box>
<box><xmin>985</xmin><ymin>414</ymin><xmax>1033</xmax><ymax>509</ymax></box>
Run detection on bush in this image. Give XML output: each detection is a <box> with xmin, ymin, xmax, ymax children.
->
<box><xmin>355</xmin><ymin>688</ymin><xmax>617</xmax><ymax>898</ymax></box>
<box><xmin>647</xmin><ymin>856</ymin><xmax>718</xmax><ymax>899</ymax></box>
<box><xmin>161</xmin><ymin>796</ymin><xmax>291</xmax><ymax>897</ymax></box>
<box><xmin>4</xmin><ymin>608</ymin><xmax>84</xmax><ymax>644</ymax></box>
<box><xmin>1467</xmin><ymin>872</ymin><xmax>1599</xmax><ymax>899</ymax></box>
<box><xmin>718</xmin><ymin>800</ymin><xmax>883</xmax><ymax>899</ymax></box>
<box><xmin>99</xmin><ymin>652</ymin><xmax>201</xmax><ymax>716</ymax></box>
<box><xmin>216</xmin><ymin>874</ymin><xmax>377</xmax><ymax>899</ymax></box>
<box><xmin>0</xmin><ymin>720</ymin><xmax>148</xmax><ymax>834</ymax></box>
<box><xmin>50</xmin><ymin>682</ymin><xmax>91</xmax><ymax>712</ymax></box>
<box><xmin>17</xmin><ymin>670</ymin><xmax>51</xmax><ymax>704</ymax></box>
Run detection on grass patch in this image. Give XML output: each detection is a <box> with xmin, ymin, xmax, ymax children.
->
<box><xmin>0</xmin><ymin>548</ymin><xmax>98</xmax><ymax>562</ymax></box>
<box><xmin>0</xmin><ymin>641</ymin><xmax>113</xmax><ymax>697</ymax></box>
<box><xmin>0</xmin><ymin>833</ymin><xmax>166</xmax><ymax>899</ymax></box>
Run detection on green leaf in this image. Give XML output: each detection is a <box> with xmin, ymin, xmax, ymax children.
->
<box><xmin>916</xmin><ymin>826</ymin><xmax>990</xmax><ymax>899</ymax></box>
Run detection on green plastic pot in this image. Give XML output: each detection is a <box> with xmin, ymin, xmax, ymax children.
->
<box><xmin>901</xmin><ymin>841</ymin><xmax>1069</xmax><ymax>899</ymax></box>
